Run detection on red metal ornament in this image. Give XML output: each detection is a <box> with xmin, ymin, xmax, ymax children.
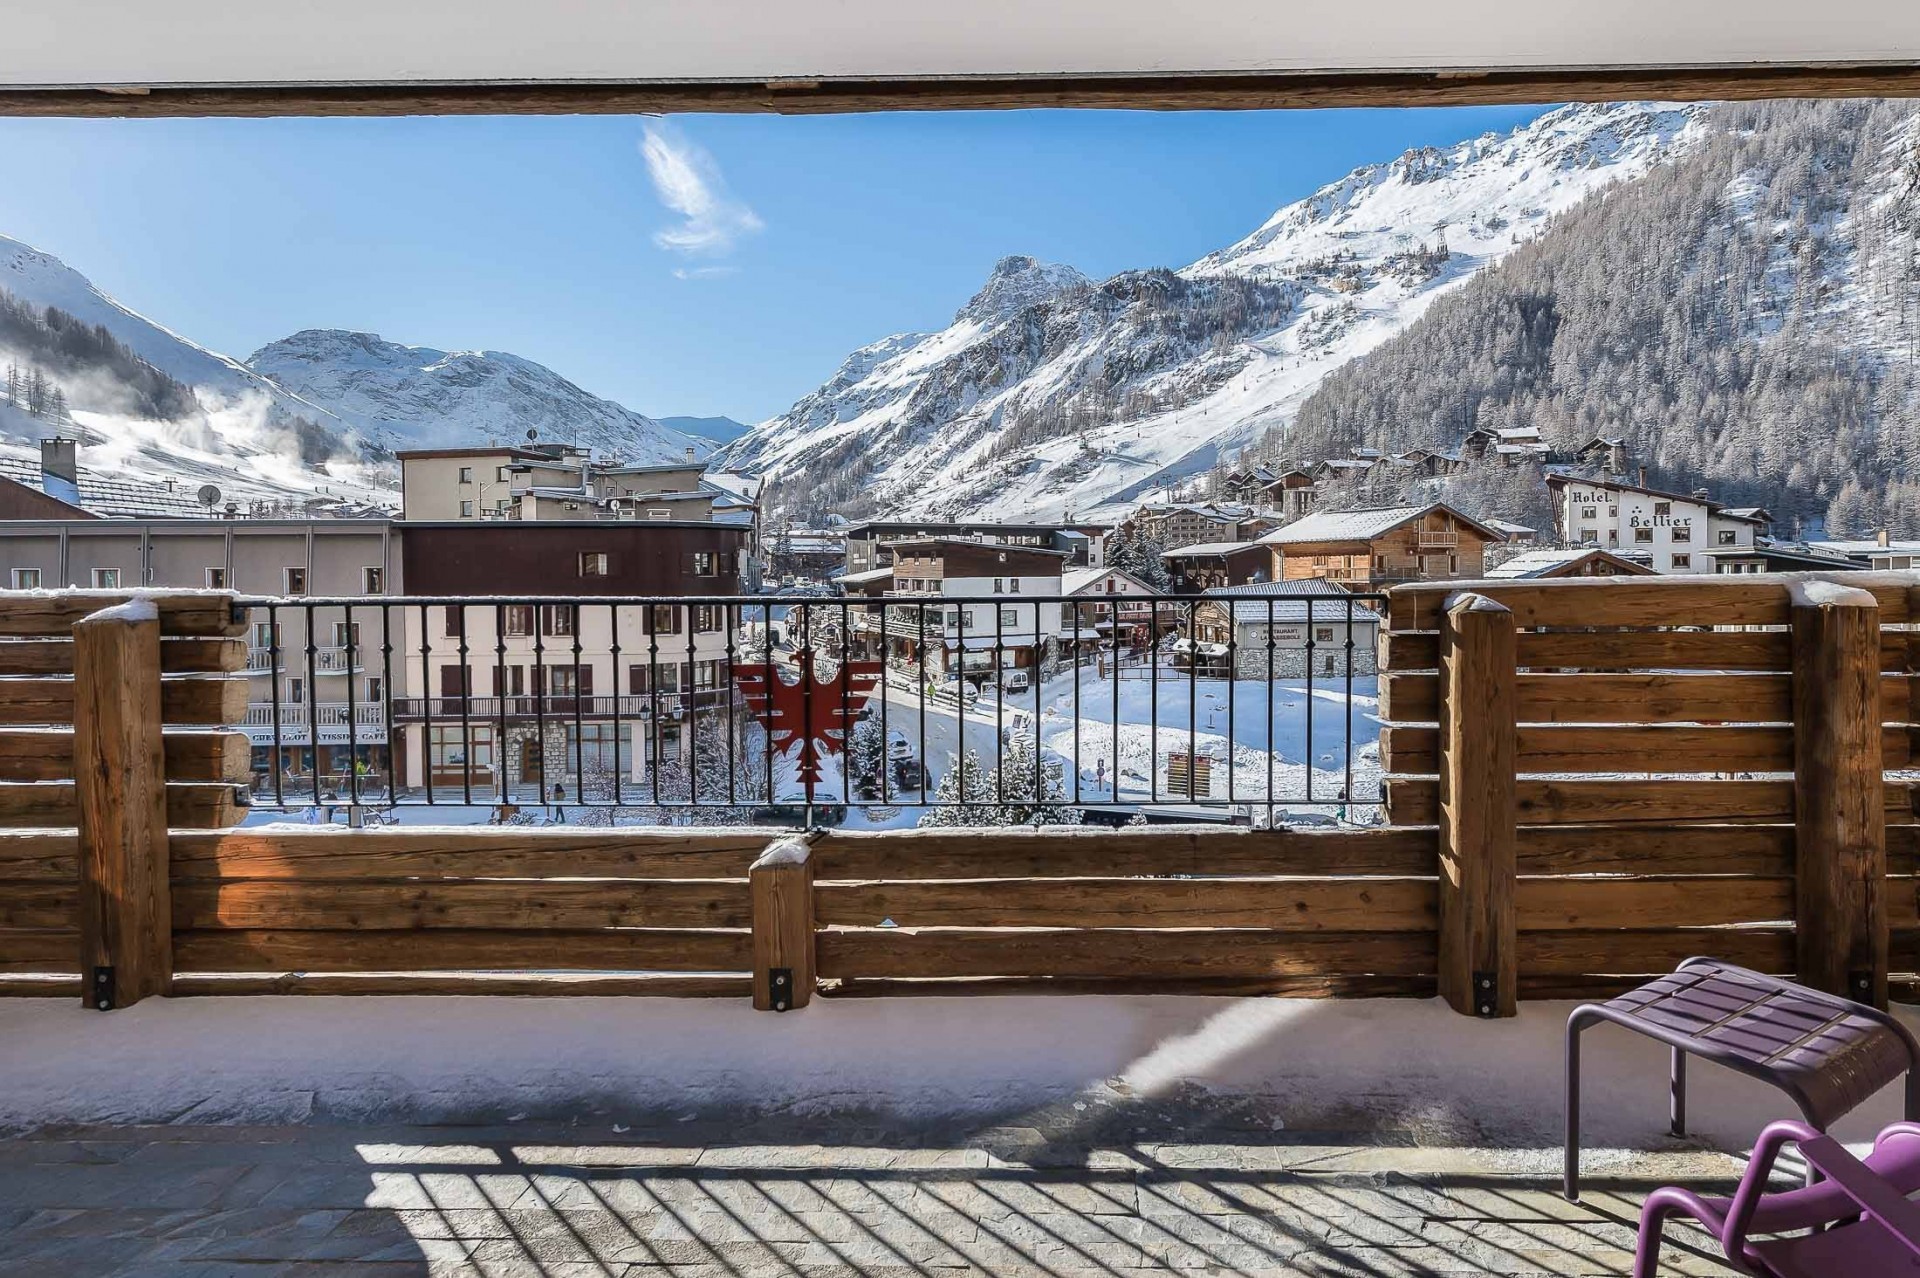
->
<box><xmin>733</xmin><ymin>658</ymin><xmax>882</xmax><ymax>803</ymax></box>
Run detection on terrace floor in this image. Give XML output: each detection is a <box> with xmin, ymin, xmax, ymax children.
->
<box><xmin>0</xmin><ymin>1118</ymin><xmax>1743</xmax><ymax>1277</ymax></box>
<box><xmin>7</xmin><ymin>994</ymin><xmax>1914</xmax><ymax>1276</ymax></box>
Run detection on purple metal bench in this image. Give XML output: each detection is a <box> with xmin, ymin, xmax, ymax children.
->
<box><xmin>1565</xmin><ymin>957</ymin><xmax>1920</xmax><ymax>1201</ymax></box>
<box><xmin>1636</xmin><ymin>1119</ymin><xmax>1920</xmax><ymax>1277</ymax></box>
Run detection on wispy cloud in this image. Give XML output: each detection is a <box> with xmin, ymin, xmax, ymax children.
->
<box><xmin>672</xmin><ymin>265</ymin><xmax>737</xmax><ymax>281</ymax></box>
<box><xmin>640</xmin><ymin>122</ymin><xmax>763</xmax><ymax>263</ymax></box>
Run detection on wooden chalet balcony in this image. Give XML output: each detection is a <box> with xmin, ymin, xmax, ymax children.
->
<box><xmin>0</xmin><ymin>572</ymin><xmax>1917</xmax><ymax>1022</ymax></box>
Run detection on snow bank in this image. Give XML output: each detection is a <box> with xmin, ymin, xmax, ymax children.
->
<box><xmin>81</xmin><ymin>597</ymin><xmax>158</xmax><ymax>624</ymax></box>
<box><xmin>752</xmin><ymin>836</ymin><xmax>811</xmax><ymax>868</ymax></box>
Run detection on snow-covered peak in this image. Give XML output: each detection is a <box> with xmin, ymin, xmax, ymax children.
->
<box><xmin>1193</xmin><ymin>101</ymin><xmax>1707</xmax><ymax>277</ymax></box>
<box><xmin>247</xmin><ymin>328</ymin><xmax>709</xmax><ymax>463</ymax></box>
<box><xmin>955</xmin><ymin>255</ymin><xmax>1091</xmax><ymax>324</ymax></box>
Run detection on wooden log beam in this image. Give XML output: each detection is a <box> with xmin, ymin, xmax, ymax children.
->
<box><xmin>812</xmin><ymin>826</ymin><xmax>1434</xmax><ymax>878</ymax></box>
<box><xmin>168</xmin><ymin>827</ymin><xmax>780</xmax><ymax>880</ymax></box>
<box><xmin>1388</xmin><ymin>571</ymin><xmax>1919</xmax><ymax>632</ymax></box>
<box><xmin>0</xmin><ymin>729</ymin><xmax>250</xmax><ymax>784</ymax></box>
<box><xmin>1437</xmin><ymin>592</ymin><xmax>1516</xmax><ymax>1017</ymax></box>
<box><xmin>73</xmin><ymin>602</ymin><xmax>171</xmax><ymax>1009</ymax></box>
<box><xmin>0</xmin><ymin>592</ymin><xmax>244</xmax><ymax>637</ymax></box>
<box><xmin>815</xmin><ymin>877</ymin><xmax>1436</xmax><ymax>931</ymax></box>
<box><xmin>1791</xmin><ymin>581</ymin><xmax>1888</xmax><ymax>1006</ymax></box>
<box><xmin>1382</xmin><ymin>722</ymin><xmax>1914</xmax><ymax>776</ymax></box>
<box><xmin>750</xmin><ymin>836</ymin><xmax>815</xmax><ymax>1011</ymax></box>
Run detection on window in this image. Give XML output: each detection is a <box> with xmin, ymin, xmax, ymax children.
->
<box><xmin>564</xmin><ymin>722</ymin><xmax>632</xmax><ymax>773</ymax></box>
<box><xmin>1009</xmin><ymin>578</ymin><xmax>1021</xmax><ymax>594</ymax></box>
<box><xmin>365</xmin><ymin>676</ymin><xmax>384</xmax><ymax>702</ymax></box>
<box><xmin>459</xmin><ymin>500</ymin><xmax>475</xmax><ymax>517</ymax></box>
<box><xmin>1579</xmin><ymin>529</ymin><xmax>1599</xmax><ymax>545</ymax></box>
<box><xmin>285</xmin><ymin>676</ymin><xmax>306</xmax><ymax>705</ymax></box>
<box><xmin>692</xmin><ymin>552</ymin><xmax>716</xmax><ymax>576</ymax></box>
<box><xmin>993</xmin><ymin>578</ymin><xmax>1004</xmax><ymax>593</ymax></box>
<box><xmin>458</xmin><ymin>466</ymin><xmax>474</xmax><ymax>484</ymax></box>
<box><xmin>647</xmin><ymin>508</ymin><xmax>670</xmax><ymax>519</ymax></box>
<box><xmin>1315</xmin><ymin>627</ymin><xmax>1335</xmax><ymax>643</ymax></box>
<box><xmin>578</xmin><ymin>551</ymin><xmax>609</xmax><ymax>577</ymax></box>
<box><xmin>549</xmin><ymin>666</ymin><xmax>578</xmax><ymax>696</ymax></box>
<box><xmin>1580</xmin><ymin>507</ymin><xmax>1597</xmax><ymax>520</ymax></box>
<box><xmin>1653</xmin><ymin>502</ymin><xmax>1671</xmax><ymax>517</ymax></box>
<box><xmin>282</xmin><ymin>567</ymin><xmax>307</xmax><ymax>596</ymax></box>
<box><xmin>430</xmin><ymin>724</ymin><xmax>493</xmax><ymax>769</ymax></box>
<box><xmin>628</xmin><ymin>663</ymin><xmax>650</xmax><ymax>695</ymax></box>
<box><xmin>1718</xmin><ymin>530</ymin><xmax>1737</xmax><ymax>545</ymax></box>
<box><xmin>205</xmin><ymin>567</ymin><xmax>228</xmax><ymax>589</ymax></box>
<box><xmin>645</xmin><ymin>605</ymin><xmax>682</xmax><ymax>635</ymax></box>
<box><xmin>541</xmin><ymin>605</ymin><xmax>577</xmax><ymax>637</ymax></box>
<box><xmin>694</xmin><ymin>660</ymin><xmax>724</xmax><ymax>690</ymax></box>
<box><xmin>252</xmin><ymin>621</ymin><xmax>278</xmax><ymax>649</ymax></box>
<box><xmin>91</xmin><ymin>568</ymin><xmax>121</xmax><ymax>589</ymax></box>
<box><xmin>332</xmin><ymin>622</ymin><xmax>359</xmax><ymax>648</ymax></box>
<box><xmin>693</xmin><ymin>605</ymin><xmax>723</xmax><ymax>633</ymax></box>
<box><xmin>1000</xmin><ymin>607</ymin><xmax>1019</xmax><ymax>627</ymax></box>
<box><xmin>497</xmin><ymin>605</ymin><xmax>530</xmax><ymax>636</ymax></box>
<box><xmin>1670</xmin><ymin>553</ymin><xmax>1692</xmax><ymax>568</ymax></box>
<box><xmin>496</xmin><ymin>465</ymin><xmax>510</xmax><ymax>482</ymax></box>
<box><xmin>362</xmin><ymin>566</ymin><xmax>384</xmax><ymax>593</ymax></box>
<box><xmin>491</xmin><ymin>664</ymin><xmax>525</xmax><ymax>696</ymax></box>
<box><xmin>1672</xmin><ymin>525</ymin><xmax>1691</xmax><ymax>543</ymax></box>
<box><xmin>1633</xmin><ymin>527</ymin><xmax>1654</xmax><ymax>544</ymax></box>
<box><xmin>443</xmin><ymin>606</ymin><xmax>465</xmax><ymax>638</ymax></box>
<box><xmin>10</xmin><ymin>568</ymin><xmax>40</xmax><ymax>589</ymax></box>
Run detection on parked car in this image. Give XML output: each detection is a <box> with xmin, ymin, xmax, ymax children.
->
<box><xmin>1001</xmin><ymin>668</ymin><xmax>1032</xmax><ymax>694</ymax></box>
<box><xmin>886</xmin><ymin>730</ymin><xmax>913</xmax><ymax>761</ymax></box>
<box><xmin>891</xmin><ymin>758</ymin><xmax>929</xmax><ymax>789</ymax></box>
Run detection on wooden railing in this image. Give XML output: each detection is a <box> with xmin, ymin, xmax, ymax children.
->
<box><xmin>1378</xmin><ymin>572</ymin><xmax>1920</xmax><ymax>1016</ymax></box>
<box><xmin>2</xmin><ymin>574</ymin><xmax>1916</xmax><ymax>1020</ymax></box>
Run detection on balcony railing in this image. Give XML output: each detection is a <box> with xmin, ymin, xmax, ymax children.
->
<box><xmin>247</xmin><ymin>644</ymin><xmax>361</xmax><ymax>673</ymax></box>
<box><xmin>235</xmin><ymin>590</ymin><xmax>1384</xmax><ymax>819</ymax></box>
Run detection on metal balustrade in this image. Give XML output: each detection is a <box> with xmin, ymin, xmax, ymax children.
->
<box><xmin>234</xmin><ymin>591</ymin><xmax>1386</xmax><ymax>822</ymax></box>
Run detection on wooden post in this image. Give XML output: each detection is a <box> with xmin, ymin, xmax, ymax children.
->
<box><xmin>1438</xmin><ymin>592</ymin><xmax>1517</xmax><ymax>1017</ymax></box>
<box><xmin>750</xmin><ymin>836</ymin><xmax>814</xmax><ymax>1011</ymax></box>
<box><xmin>73</xmin><ymin>600</ymin><xmax>172</xmax><ymax>1009</ymax></box>
<box><xmin>1790</xmin><ymin>580</ymin><xmax>1886</xmax><ymax>1006</ymax></box>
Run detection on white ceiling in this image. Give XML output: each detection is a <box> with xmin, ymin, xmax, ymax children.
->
<box><xmin>2</xmin><ymin>0</ymin><xmax>1918</xmax><ymax>88</ymax></box>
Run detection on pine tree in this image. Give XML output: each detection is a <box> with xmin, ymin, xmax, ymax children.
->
<box><xmin>985</xmin><ymin>734</ymin><xmax>1082</xmax><ymax>827</ymax></box>
<box><xmin>916</xmin><ymin>750</ymin><xmax>1002</xmax><ymax>827</ymax></box>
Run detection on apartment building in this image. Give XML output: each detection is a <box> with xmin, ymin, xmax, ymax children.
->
<box><xmin>0</xmin><ymin>516</ymin><xmax>399</xmax><ymax>786</ymax></box>
<box><xmin>1160</xmin><ymin>541</ymin><xmax>1272</xmax><ymax>594</ymax></box>
<box><xmin>1188</xmin><ymin>580</ymin><xmax>1382</xmax><ymax>679</ymax></box>
<box><xmin>1258</xmin><ymin>503</ymin><xmax>1504</xmax><ymax>587</ymax></box>
<box><xmin>394</xmin><ymin>520</ymin><xmax>753</xmax><ymax>793</ymax></box>
<box><xmin>1547</xmin><ymin>475</ymin><xmax>1765</xmax><ymax>574</ymax></box>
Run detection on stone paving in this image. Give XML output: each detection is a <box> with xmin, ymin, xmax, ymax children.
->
<box><xmin>0</xmin><ymin>1116</ymin><xmax>1750</xmax><ymax>1277</ymax></box>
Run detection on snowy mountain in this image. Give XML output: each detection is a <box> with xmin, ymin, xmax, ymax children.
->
<box><xmin>247</xmin><ymin>330</ymin><xmax>709</xmax><ymax>464</ymax></box>
<box><xmin>658</xmin><ymin>415</ymin><xmax>753</xmax><ymax>445</ymax></box>
<box><xmin>0</xmin><ymin>234</ymin><xmax>389</xmax><ymax>508</ymax></box>
<box><xmin>725</xmin><ymin>102</ymin><xmax>1708</xmax><ymax>522</ymax></box>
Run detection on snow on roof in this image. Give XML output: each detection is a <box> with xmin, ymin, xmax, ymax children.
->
<box><xmin>1160</xmin><ymin>540</ymin><xmax>1267</xmax><ymax>558</ymax></box>
<box><xmin>1485</xmin><ymin>548</ymin><xmax>1643</xmax><ymax>578</ymax></box>
<box><xmin>1808</xmin><ymin>538</ymin><xmax>1920</xmax><ymax>555</ymax></box>
<box><xmin>1201</xmin><ymin>579</ymin><xmax>1382</xmax><ymax>624</ymax></box>
<box><xmin>1060</xmin><ymin>566</ymin><xmax>1154</xmax><ymax>595</ymax></box>
<box><xmin>0</xmin><ymin>457</ymin><xmax>203</xmax><ymax>518</ymax></box>
<box><xmin>1485</xmin><ymin>518</ymin><xmax>1537</xmax><ymax>534</ymax></box>
<box><xmin>833</xmin><ymin>566</ymin><xmax>895</xmax><ymax>585</ymax></box>
<box><xmin>1259</xmin><ymin>503</ymin><xmax>1497</xmax><ymax>546</ymax></box>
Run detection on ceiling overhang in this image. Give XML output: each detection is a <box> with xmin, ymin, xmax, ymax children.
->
<box><xmin>3</xmin><ymin>1</ymin><xmax>1920</xmax><ymax>115</ymax></box>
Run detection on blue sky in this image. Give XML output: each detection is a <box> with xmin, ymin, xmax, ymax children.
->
<box><xmin>0</xmin><ymin>105</ymin><xmax>1549</xmax><ymax>423</ymax></box>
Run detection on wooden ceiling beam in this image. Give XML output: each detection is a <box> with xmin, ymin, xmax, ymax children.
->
<box><xmin>4</xmin><ymin>63</ymin><xmax>1920</xmax><ymax>118</ymax></box>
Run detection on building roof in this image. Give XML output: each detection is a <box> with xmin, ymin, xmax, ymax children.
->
<box><xmin>1201</xmin><ymin>579</ymin><xmax>1382</xmax><ymax>624</ymax></box>
<box><xmin>832</xmin><ymin>566</ymin><xmax>895</xmax><ymax>585</ymax></box>
<box><xmin>881</xmin><ymin>536</ymin><xmax>1070</xmax><ymax>561</ymax></box>
<box><xmin>394</xmin><ymin>446</ymin><xmax>557</xmax><ymax>462</ymax></box>
<box><xmin>1484</xmin><ymin>518</ymin><xmax>1538</xmax><ymax>536</ymax></box>
<box><xmin>1485</xmin><ymin>547</ymin><xmax>1656</xmax><ymax>578</ymax></box>
<box><xmin>0</xmin><ymin>457</ymin><xmax>204</xmax><ymax>519</ymax></box>
<box><xmin>1061</xmin><ymin>566</ymin><xmax>1157</xmax><ymax>596</ymax></box>
<box><xmin>1806</xmin><ymin>537</ymin><xmax>1920</xmax><ymax>556</ymax></box>
<box><xmin>1703</xmin><ymin>541</ymin><xmax>1866</xmax><ymax>570</ymax></box>
<box><xmin>1258</xmin><ymin>502</ymin><xmax>1503</xmax><ymax>547</ymax></box>
<box><xmin>1159</xmin><ymin>539</ymin><xmax>1269</xmax><ymax>559</ymax></box>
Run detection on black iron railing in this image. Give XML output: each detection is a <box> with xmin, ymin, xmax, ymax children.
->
<box><xmin>234</xmin><ymin>591</ymin><xmax>1387</xmax><ymax>826</ymax></box>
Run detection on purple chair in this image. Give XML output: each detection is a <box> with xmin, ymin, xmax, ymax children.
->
<box><xmin>1635</xmin><ymin>1119</ymin><xmax>1920</xmax><ymax>1277</ymax></box>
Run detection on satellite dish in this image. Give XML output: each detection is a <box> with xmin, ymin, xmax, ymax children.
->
<box><xmin>197</xmin><ymin>484</ymin><xmax>221</xmax><ymax>510</ymax></box>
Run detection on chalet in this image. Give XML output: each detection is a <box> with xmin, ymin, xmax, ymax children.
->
<box><xmin>842</xmin><ymin>519</ymin><xmax>1106</xmax><ymax>574</ymax></box>
<box><xmin>1220</xmin><ymin>464</ymin><xmax>1278</xmax><ymax>505</ymax></box>
<box><xmin>1547</xmin><ymin>474</ymin><xmax>1766</xmax><ymax>574</ymax></box>
<box><xmin>855</xmin><ymin>537</ymin><xmax>1069</xmax><ymax>679</ymax></box>
<box><xmin>1484</xmin><ymin>518</ymin><xmax>1539</xmax><ymax>544</ymax></box>
<box><xmin>1259</xmin><ymin>469</ymin><xmax>1320</xmax><ymax>519</ymax></box>
<box><xmin>1310</xmin><ymin>457</ymin><xmax>1377</xmax><ymax>485</ymax></box>
<box><xmin>1187</xmin><ymin>580</ymin><xmax>1382</xmax><ymax>679</ymax></box>
<box><xmin>1257</xmin><ymin>503</ymin><xmax>1505</xmax><ymax>587</ymax></box>
<box><xmin>1574</xmin><ymin>436</ymin><xmax>1632</xmax><ymax>475</ymax></box>
<box><xmin>1485</xmin><ymin>547</ymin><xmax>1657</xmax><ymax>579</ymax></box>
<box><xmin>1159</xmin><ymin>540</ymin><xmax>1272</xmax><ymax>594</ymax></box>
<box><xmin>1057</xmin><ymin>565</ymin><xmax>1163</xmax><ymax>656</ymax></box>
<box><xmin>1462</xmin><ymin>426</ymin><xmax>1550</xmax><ymax>467</ymax></box>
